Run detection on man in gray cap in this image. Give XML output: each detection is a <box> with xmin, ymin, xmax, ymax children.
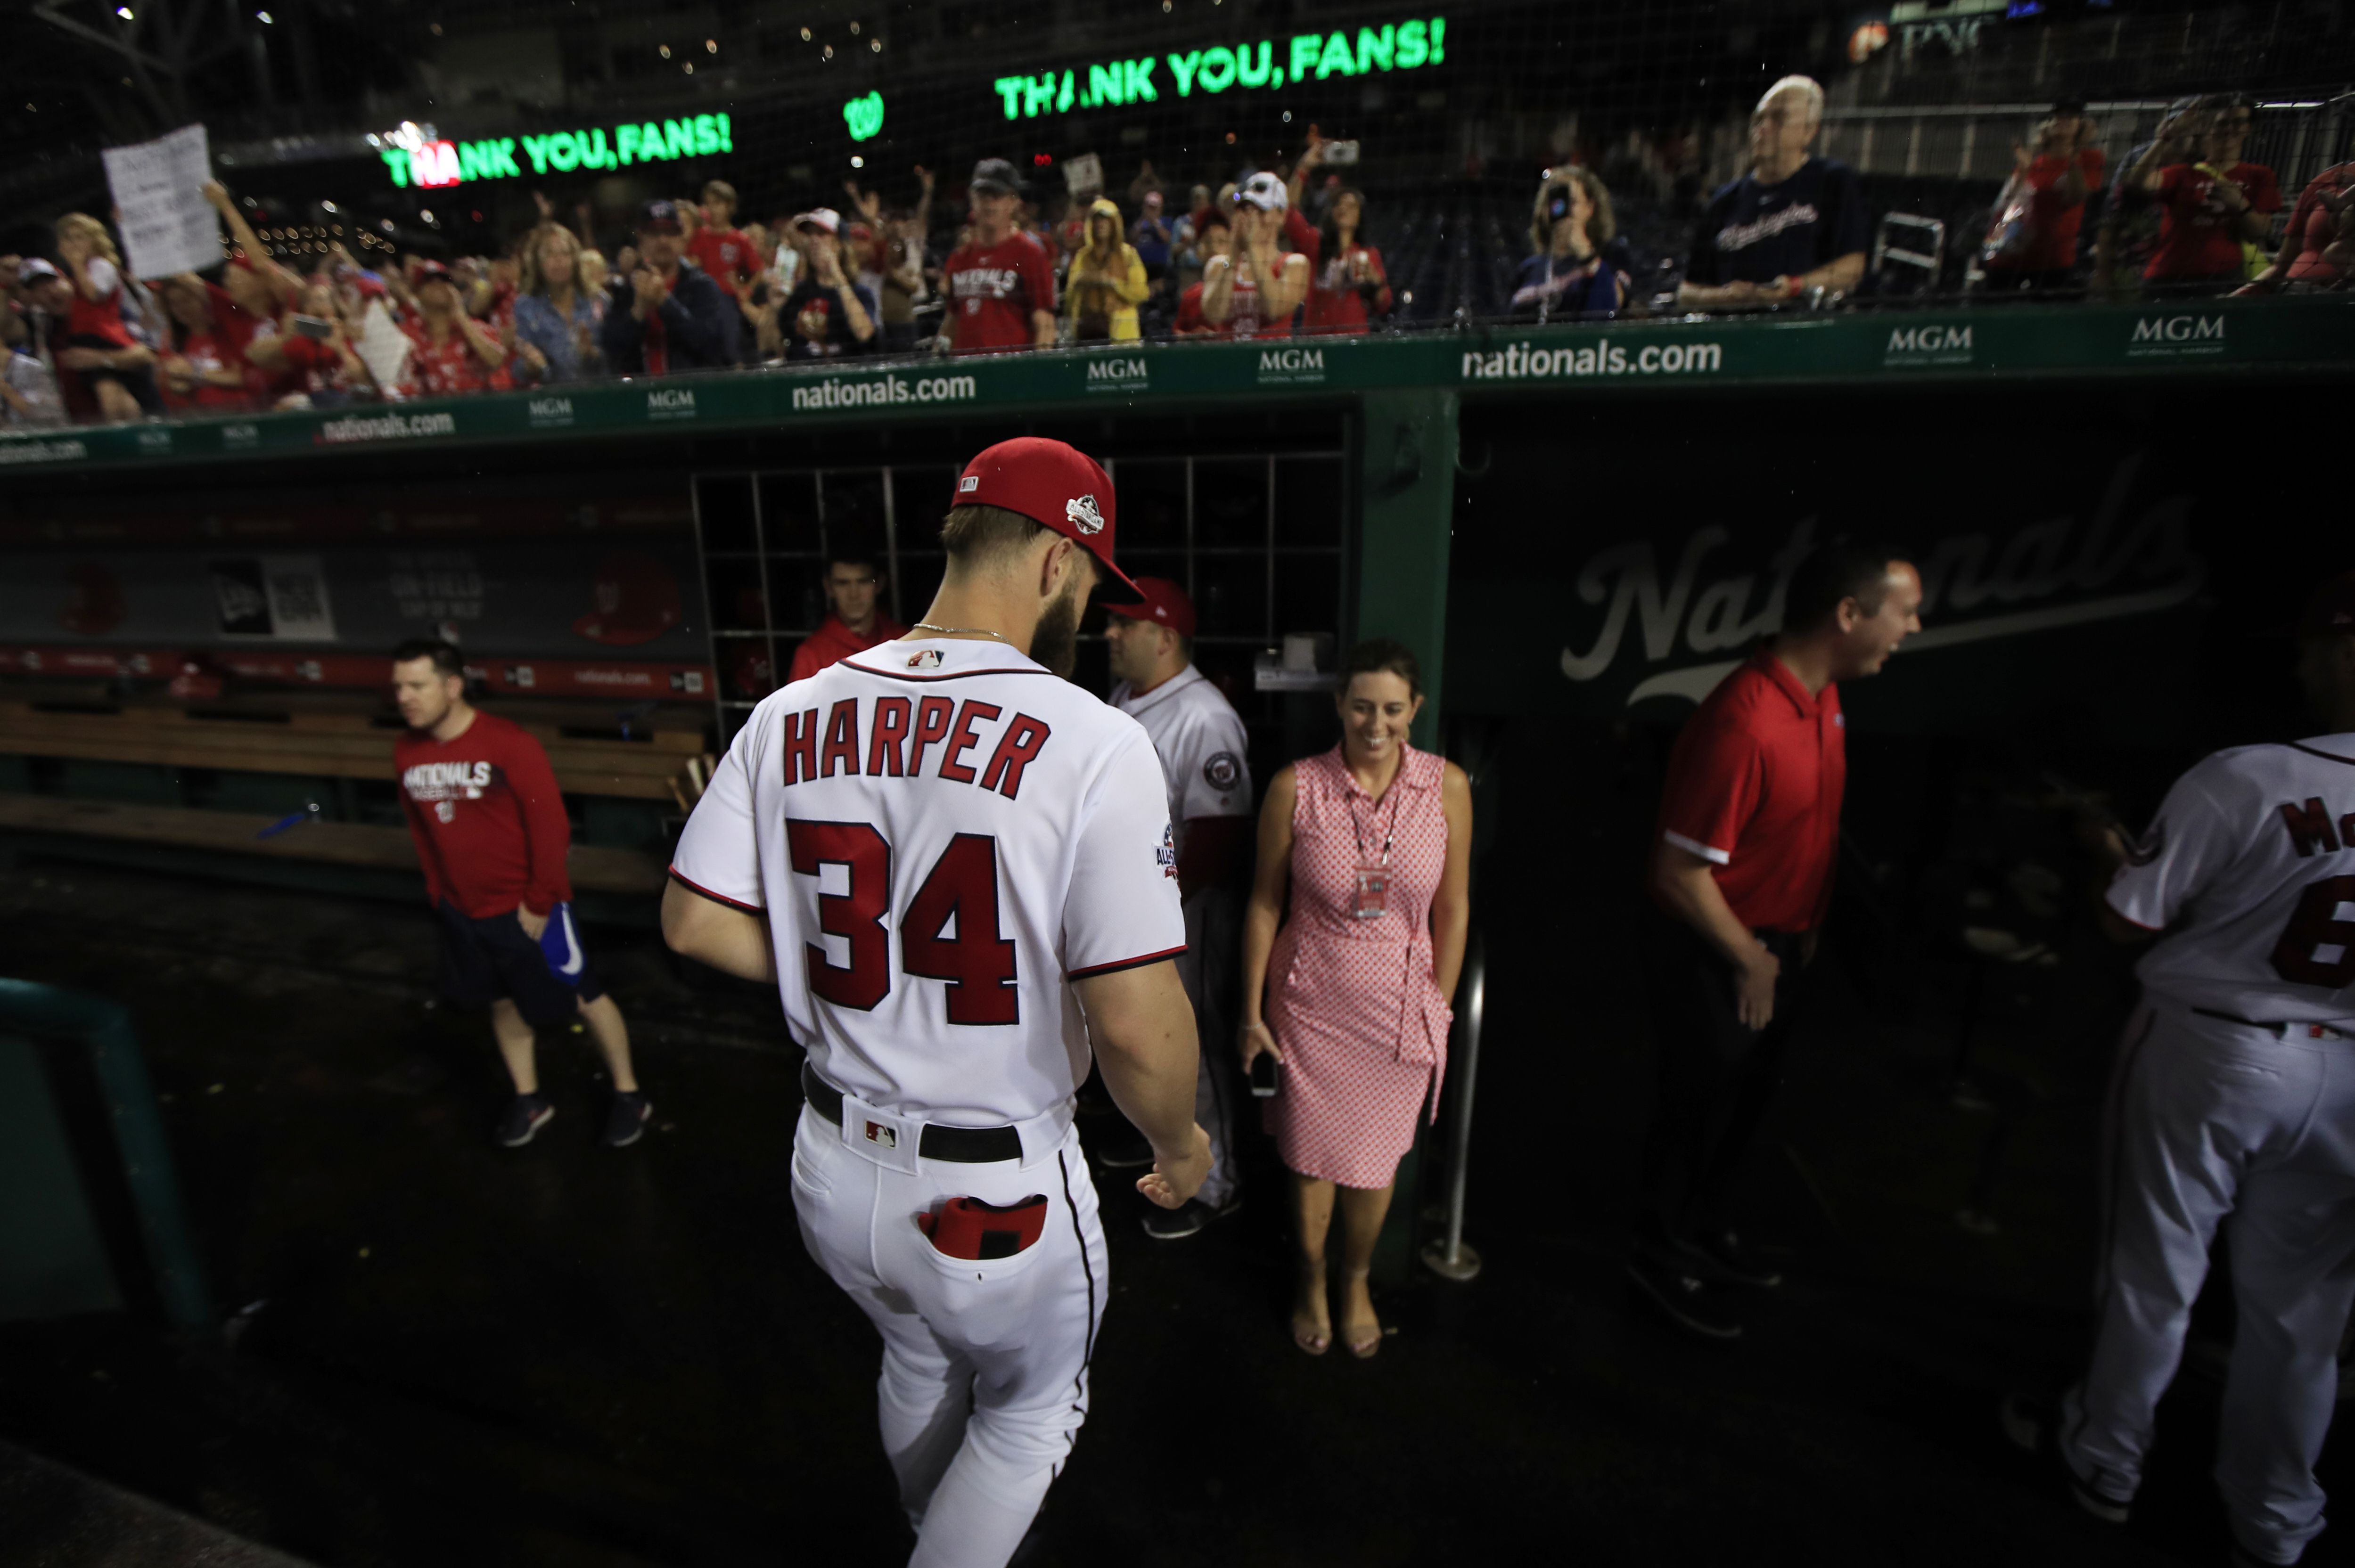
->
<box><xmin>941</xmin><ymin>158</ymin><xmax>1058</xmax><ymax>354</ymax></box>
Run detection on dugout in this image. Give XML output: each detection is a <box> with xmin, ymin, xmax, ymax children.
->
<box><xmin>3</xmin><ymin>299</ymin><xmax>2353</xmax><ymax>1274</ymax></box>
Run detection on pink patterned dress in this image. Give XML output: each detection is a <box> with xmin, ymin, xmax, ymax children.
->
<box><xmin>1265</xmin><ymin>743</ymin><xmax>1454</xmax><ymax>1189</ymax></box>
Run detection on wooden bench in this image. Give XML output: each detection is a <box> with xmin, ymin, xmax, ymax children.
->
<box><xmin>0</xmin><ymin>695</ymin><xmax>714</xmax><ymax>805</ymax></box>
<box><xmin>0</xmin><ymin>794</ymin><xmax>666</xmax><ymax>896</ymax></box>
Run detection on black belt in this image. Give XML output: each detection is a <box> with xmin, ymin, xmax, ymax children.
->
<box><xmin>2192</xmin><ymin>1007</ymin><xmax>2352</xmax><ymax>1041</ymax></box>
<box><xmin>801</xmin><ymin>1062</ymin><xmax>1025</xmax><ymax>1163</ymax></box>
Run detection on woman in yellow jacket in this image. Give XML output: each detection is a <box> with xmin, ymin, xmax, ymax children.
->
<box><xmin>1064</xmin><ymin>196</ymin><xmax>1149</xmax><ymax>342</ymax></box>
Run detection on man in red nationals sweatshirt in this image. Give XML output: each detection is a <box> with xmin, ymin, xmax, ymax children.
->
<box><xmin>392</xmin><ymin>640</ymin><xmax>650</xmax><ymax>1148</ymax></box>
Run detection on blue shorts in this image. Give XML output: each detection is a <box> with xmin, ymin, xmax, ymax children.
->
<box><xmin>435</xmin><ymin>902</ymin><xmax>604</xmax><ymax>1028</ymax></box>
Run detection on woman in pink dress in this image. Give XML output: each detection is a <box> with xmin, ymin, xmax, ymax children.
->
<box><xmin>1239</xmin><ymin>640</ymin><xmax>1472</xmax><ymax>1357</ymax></box>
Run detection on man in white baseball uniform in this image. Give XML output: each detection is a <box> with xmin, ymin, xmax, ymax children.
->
<box><xmin>1103</xmin><ymin>578</ymin><xmax>1254</xmax><ymax>1239</ymax></box>
<box><xmin>2007</xmin><ymin>573</ymin><xmax>2355</xmax><ymax>1568</ymax></box>
<box><xmin>661</xmin><ymin>437</ymin><xmax>1211</xmax><ymax>1568</ymax></box>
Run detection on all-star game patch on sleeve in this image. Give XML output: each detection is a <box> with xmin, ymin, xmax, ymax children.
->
<box><xmin>671</xmin><ymin>714</ymin><xmax>768</xmax><ymax>913</ymax></box>
<box><xmin>1062</xmin><ymin>729</ymin><xmax>1186</xmax><ymax>978</ymax></box>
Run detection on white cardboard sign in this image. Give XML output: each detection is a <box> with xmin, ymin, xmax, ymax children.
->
<box><xmin>100</xmin><ymin>123</ymin><xmax>222</xmax><ymax>279</ymax></box>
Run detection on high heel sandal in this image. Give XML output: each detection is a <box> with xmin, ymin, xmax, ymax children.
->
<box><xmin>1292</xmin><ymin>1262</ymin><xmax>1331</xmax><ymax>1356</ymax></box>
<box><xmin>1340</xmin><ymin>1272</ymin><xmax>1382</xmax><ymax>1359</ymax></box>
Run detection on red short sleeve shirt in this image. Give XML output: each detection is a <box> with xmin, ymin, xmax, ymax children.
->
<box><xmin>2148</xmin><ymin>162</ymin><xmax>2282</xmax><ymax>281</ymax></box>
<box><xmin>1655</xmin><ymin>645</ymin><xmax>1847</xmax><ymax>933</ymax></box>
<box><xmin>944</xmin><ymin>233</ymin><xmax>1057</xmax><ymax>353</ymax></box>
<box><xmin>686</xmin><ymin>227</ymin><xmax>755</xmax><ymax>294</ymax></box>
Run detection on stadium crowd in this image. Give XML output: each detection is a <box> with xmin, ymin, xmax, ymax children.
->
<box><xmin>3</xmin><ymin>74</ymin><xmax>2349</xmax><ymax>428</ymax></box>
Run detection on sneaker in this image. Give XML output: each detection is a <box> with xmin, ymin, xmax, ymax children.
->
<box><xmin>1679</xmin><ymin>1228</ymin><xmax>1784</xmax><ymax>1289</ymax></box>
<box><xmin>498</xmin><ymin>1094</ymin><xmax>554</xmax><ymax>1148</ymax></box>
<box><xmin>1092</xmin><ymin>1124</ymin><xmax>1156</xmax><ymax>1170</ymax></box>
<box><xmin>603</xmin><ymin>1091</ymin><xmax>652</xmax><ymax>1148</ymax></box>
<box><xmin>1625</xmin><ymin>1254</ymin><xmax>1742</xmax><ymax>1340</ymax></box>
<box><xmin>2000</xmin><ymin>1391</ymin><xmax>2131</xmax><ymax>1524</ymax></box>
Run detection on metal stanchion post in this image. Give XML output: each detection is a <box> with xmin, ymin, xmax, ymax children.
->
<box><xmin>1421</xmin><ymin>930</ymin><xmax>1485</xmax><ymax>1282</ymax></box>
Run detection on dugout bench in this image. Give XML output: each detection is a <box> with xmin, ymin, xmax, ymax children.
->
<box><xmin>0</xmin><ymin>682</ymin><xmax>705</xmax><ymax>924</ymax></box>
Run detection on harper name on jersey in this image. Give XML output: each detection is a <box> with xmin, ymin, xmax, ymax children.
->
<box><xmin>670</xmin><ymin>637</ymin><xmax>1186</xmax><ymax>1129</ymax></box>
<box><xmin>774</xmin><ymin>694</ymin><xmax>1054</xmax><ymax>800</ymax></box>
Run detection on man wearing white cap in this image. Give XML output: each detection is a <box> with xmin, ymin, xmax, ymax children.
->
<box><xmin>1104</xmin><ymin>578</ymin><xmax>1254</xmax><ymax>1238</ymax></box>
<box><xmin>1202</xmin><ymin>172</ymin><xmax>1310</xmax><ymax>338</ymax></box>
<box><xmin>778</xmin><ymin>208</ymin><xmax>880</xmax><ymax>359</ymax></box>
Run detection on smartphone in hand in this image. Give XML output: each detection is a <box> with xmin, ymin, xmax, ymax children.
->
<box><xmin>1249</xmin><ymin>1051</ymin><xmax>1281</xmax><ymax>1098</ymax></box>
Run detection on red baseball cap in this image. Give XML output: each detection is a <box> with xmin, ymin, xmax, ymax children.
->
<box><xmin>1105</xmin><ymin>576</ymin><xmax>1195</xmax><ymax>638</ymax></box>
<box><xmin>953</xmin><ymin>437</ymin><xmax>1142</xmax><ymax>603</ymax></box>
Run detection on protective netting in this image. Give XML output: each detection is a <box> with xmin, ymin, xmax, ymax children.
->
<box><xmin>6</xmin><ymin>0</ymin><xmax>2354</xmax><ymax>413</ymax></box>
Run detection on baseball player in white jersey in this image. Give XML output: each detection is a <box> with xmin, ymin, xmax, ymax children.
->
<box><xmin>662</xmin><ymin>437</ymin><xmax>1211</xmax><ymax>1568</ymax></box>
<box><xmin>2007</xmin><ymin>574</ymin><xmax>2355</xmax><ymax>1567</ymax></box>
<box><xmin>1103</xmin><ymin>578</ymin><xmax>1255</xmax><ymax>1238</ymax></box>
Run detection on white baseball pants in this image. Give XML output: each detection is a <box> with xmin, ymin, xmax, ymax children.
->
<box><xmin>2061</xmin><ymin>1001</ymin><xmax>2355</xmax><ymax>1565</ymax></box>
<box><xmin>790</xmin><ymin>1102</ymin><xmax>1109</xmax><ymax>1568</ymax></box>
<box><xmin>1175</xmin><ymin>887</ymin><xmax>1242</xmax><ymax>1210</ymax></box>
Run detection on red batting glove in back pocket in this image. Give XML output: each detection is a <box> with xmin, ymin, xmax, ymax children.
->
<box><xmin>919</xmin><ymin>1195</ymin><xmax>1048</xmax><ymax>1260</ymax></box>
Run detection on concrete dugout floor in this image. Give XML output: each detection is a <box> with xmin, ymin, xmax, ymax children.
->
<box><xmin>0</xmin><ymin>858</ymin><xmax>2346</xmax><ymax>1567</ymax></box>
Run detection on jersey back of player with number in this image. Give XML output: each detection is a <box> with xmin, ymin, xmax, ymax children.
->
<box><xmin>671</xmin><ymin>636</ymin><xmax>1185</xmax><ymax>1126</ymax></box>
<box><xmin>2108</xmin><ymin>736</ymin><xmax>2355</xmax><ymax>1023</ymax></box>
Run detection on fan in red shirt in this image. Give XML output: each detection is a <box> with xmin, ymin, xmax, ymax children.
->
<box><xmin>1627</xmin><ymin>543</ymin><xmax>1922</xmax><ymax>1341</ymax></box>
<box><xmin>2132</xmin><ymin>95</ymin><xmax>2281</xmax><ymax>291</ymax></box>
<box><xmin>942</xmin><ymin>158</ymin><xmax>1058</xmax><ymax>354</ymax></box>
<box><xmin>1203</xmin><ymin>174</ymin><xmax>1311</xmax><ymax>339</ymax></box>
<box><xmin>1173</xmin><ymin>211</ymin><xmax>1236</xmax><ymax>338</ymax></box>
<box><xmin>396</xmin><ymin>261</ymin><xmax>513</xmax><ymax>398</ymax></box>
<box><xmin>156</xmin><ymin>276</ymin><xmax>260</xmax><ymax>413</ymax></box>
<box><xmin>684</xmin><ymin>179</ymin><xmax>757</xmax><ymax>298</ymax></box>
<box><xmin>1303</xmin><ymin>185</ymin><xmax>1392</xmax><ymax>334</ymax></box>
<box><xmin>786</xmin><ymin>537</ymin><xmax>909</xmax><ymax>684</ymax></box>
<box><xmin>272</xmin><ymin>283</ymin><xmax>370</xmax><ymax>404</ymax></box>
<box><xmin>51</xmin><ymin>212</ymin><xmax>163</xmax><ymax>421</ymax></box>
<box><xmin>391</xmin><ymin>640</ymin><xmax>651</xmax><ymax>1150</ymax></box>
<box><xmin>2245</xmin><ymin>162</ymin><xmax>2355</xmax><ymax>294</ymax></box>
<box><xmin>1981</xmin><ymin>103</ymin><xmax>2106</xmax><ymax>294</ymax></box>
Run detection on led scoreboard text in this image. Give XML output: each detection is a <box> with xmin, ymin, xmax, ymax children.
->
<box><xmin>381</xmin><ymin>114</ymin><xmax>737</xmax><ymax>188</ymax></box>
<box><xmin>993</xmin><ymin>15</ymin><xmax>1447</xmax><ymax>121</ymax></box>
<box><xmin>376</xmin><ymin>11</ymin><xmax>1448</xmax><ymax>190</ymax></box>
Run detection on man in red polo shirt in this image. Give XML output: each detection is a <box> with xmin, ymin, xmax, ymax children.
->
<box><xmin>1628</xmin><ymin>541</ymin><xmax>1922</xmax><ymax>1340</ymax></box>
<box><xmin>941</xmin><ymin>158</ymin><xmax>1058</xmax><ymax>354</ymax></box>
<box><xmin>785</xmin><ymin>535</ymin><xmax>907</xmax><ymax>684</ymax></box>
<box><xmin>391</xmin><ymin>639</ymin><xmax>651</xmax><ymax>1150</ymax></box>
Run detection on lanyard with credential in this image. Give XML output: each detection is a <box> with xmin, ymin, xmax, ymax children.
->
<box><xmin>1348</xmin><ymin>781</ymin><xmax>1404</xmax><ymax>920</ymax></box>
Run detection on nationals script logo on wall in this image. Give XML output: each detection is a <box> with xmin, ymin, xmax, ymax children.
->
<box><xmin>1558</xmin><ymin>453</ymin><xmax>2204</xmax><ymax>708</ymax></box>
